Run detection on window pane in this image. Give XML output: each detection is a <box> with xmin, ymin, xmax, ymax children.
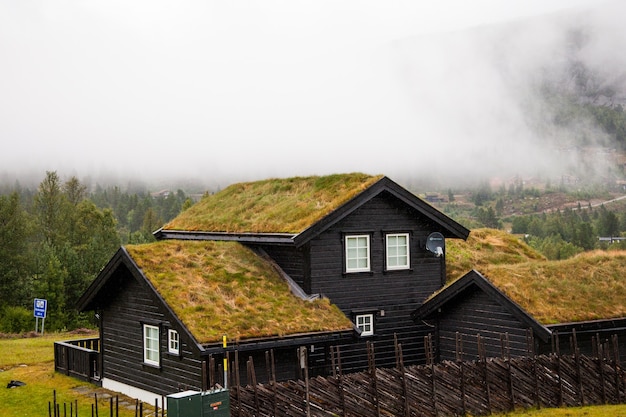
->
<box><xmin>386</xmin><ymin>233</ymin><xmax>409</xmax><ymax>270</ymax></box>
<box><xmin>356</xmin><ymin>314</ymin><xmax>373</xmax><ymax>336</ymax></box>
<box><xmin>346</xmin><ymin>235</ymin><xmax>370</xmax><ymax>272</ymax></box>
<box><xmin>168</xmin><ymin>330</ymin><xmax>179</xmax><ymax>354</ymax></box>
<box><xmin>144</xmin><ymin>325</ymin><xmax>160</xmax><ymax>365</ymax></box>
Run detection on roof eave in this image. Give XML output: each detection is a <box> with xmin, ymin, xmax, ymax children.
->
<box><xmin>76</xmin><ymin>247</ymin><xmax>128</xmax><ymax>312</ymax></box>
<box><xmin>198</xmin><ymin>328</ymin><xmax>355</xmax><ymax>355</ymax></box>
<box><xmin>154</xmin><ymin>228</ymin><xmax>296</xmax><ymax>245</ymax></box>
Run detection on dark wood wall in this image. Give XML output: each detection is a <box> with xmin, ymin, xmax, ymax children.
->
<box><xmin>222</xmin><ymin>346</ymin><xmax>305</xmax><ymax>386</ymax></box>
<box><xmin>435</xmin><ymin>286</ymin><xmax>532</xmax><ymax>361</ymax></box>
<box><xmin>261</xmin><ymin>245</ymin><xmax>307</xmax><ymax>292</ymax></box>
<box><xmin>306</xmin><ymin>191</ymin><xmax>447</xmax><ymax>372</ymax></box>
<box><xmin>99</xmin><ymin>265</ymin><xmax>204</xmax><ymax>396</ymax></box>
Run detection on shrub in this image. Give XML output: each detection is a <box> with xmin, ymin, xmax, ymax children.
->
<box><xmin>0</xmin><ymin>306</ymin><xmax>34</xmax><ymax>333</ymax></box>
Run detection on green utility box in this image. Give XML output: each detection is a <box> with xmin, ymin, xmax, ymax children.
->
<box><xmin>166</xmin><ymin>389</ymin><xmax>230</xmax><ymax>417</ymax></box>
<box><xmin>167</xmin><ymin>390</ymin><xmax>202</xmax><ymax>417</ymax></box>
<box><xmin>201</xmin><ymin>389</ymin><xmax>230</xmax><ymax>417</ymax></box>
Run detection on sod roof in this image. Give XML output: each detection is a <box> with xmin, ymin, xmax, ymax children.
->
<box><xmin>445</xmin><ymin>228</ymin><xmax>626</xmax><ymax>324</ymax></box>
<box><xmin>163</xmin><ymin>173</ymin><xmax>383</xmax><ymax>234</ymax></box>
<box><xmin>125</xmin><ymin>240</ymin><xmax>353</xmax><ymax>345</ymax></box>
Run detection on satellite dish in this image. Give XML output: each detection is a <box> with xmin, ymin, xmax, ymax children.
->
<box><xmin>426</xmin><ymin>232</ymin><xmax>445</xmax><ymax>257</ymax></box>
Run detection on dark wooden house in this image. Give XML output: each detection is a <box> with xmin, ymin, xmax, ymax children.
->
<box><xmin>413</xmin><ymin>269</ymin><xmax>626</xmax><ymax>364</ymax></box>
<box><xmin>65</xmin><ymin>173</ymin><xmax>470</xmax><ymax>403</ymax></box>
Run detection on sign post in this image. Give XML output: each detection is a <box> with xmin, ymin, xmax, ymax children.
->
<box><xmin>34</xmin><ymin>298</ymin><xmax>47</xmax><ymax>335</ymax></box>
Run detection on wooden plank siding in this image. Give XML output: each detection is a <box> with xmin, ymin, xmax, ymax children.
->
<box><xmin>100</xmin><ymin>264</ymin><xmax>205</xmax><ymax>396</ymax></box>
<box><xmin>260</xmin><ymin>245</ymin><xmax>307</xmax><ymax>292</ymax></box>
<box><xmin>304</xmin><ymin>192</ymin><xmax>447</xmax><ymax>372</ymax></box>
<box><xmin>436</xmin><ymin>287</ymin><xmax>532</xmax><ymax>361</ymax></box>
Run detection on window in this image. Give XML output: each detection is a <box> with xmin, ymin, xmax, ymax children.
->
<box><xmin>386</xmin><ymin>233</ymin><xmax>410</xmax><ymax>270</ymax></box>
<box><xmin>356</xmin><ymin>314</ymin><xmax>374</xmax><ymax>336</ymax></box>
<box><xmin>168</xmin><ymin>329</ymin><xmax>180</xmax><ymax>355</ymax></box>
<box><xmin>143</xmin><ymin>324</ymin><xmax>160</xmax><ymax>366</ymax></box>
<box><xmin>345</xmin><ymin>235</ymin><xmax>370</xmax><ymax>272</ymax></box>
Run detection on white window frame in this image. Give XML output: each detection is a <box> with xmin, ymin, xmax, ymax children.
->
<box><xmin>386</xmin><ymin>233</ymin><xmax>410</xmax><ymax>270</ymax></box>
<box><xmin>356</xmin><ymin>314</ymin><xmax>374</xmax><ymax>336</ymax></box>
<box><xmin>345</xmin><ymin>235</ymin><xmax>370</xmax><ymax>273</ymax></box>
<box><xmin>143</xmin><ymin>324</ymin><xmax>160</xmax><ymax>366</ymax></box>
<box><xmin>168</xmin><ymin>329</ymin><xmax>180</xmax><ymax>355</ymax></box>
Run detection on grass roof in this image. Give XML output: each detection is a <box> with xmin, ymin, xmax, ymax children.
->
<box><xmin>125</xmin><ymin>240</ymin><xmax>353</xmax><ymax>344</ymax></box>
<box><xmin>446</xmin><ymin>228</ymin><xmax>626</xmax><ymax>324</ymax></box>
<box><xmin>163</xmin><ymin>173</ymin><xmax>383</xmax><ymax>233</ymax></box>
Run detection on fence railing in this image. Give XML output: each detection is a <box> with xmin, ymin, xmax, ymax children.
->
<box><xmin>54</xmin><ymin>338</ymin><xmax>100</xmax><ymax>384</ymax></box>
<box><xmin>226</xmin><ymin>332</ymin><xmax>626</xmax><ymax>416</ymax></box>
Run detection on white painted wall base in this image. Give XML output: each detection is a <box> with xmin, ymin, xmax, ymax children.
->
<box><xmin>101</xmin><ymin>378</ymin><xmax>166</xmax><ymax>409</ymax></box>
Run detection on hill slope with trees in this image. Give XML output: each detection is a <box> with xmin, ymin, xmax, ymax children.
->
<box><xmin>0</xmin><ymin>171</ymin><xmax>195</xmax><ymax>333</ymax></box>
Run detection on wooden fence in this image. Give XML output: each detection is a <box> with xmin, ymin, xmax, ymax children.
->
<box><xmin>54</xmin><ymin>338</ymin><xmax>100</xmax><ymax>383</ymax></box>
<box><xmin>227</xmin><ymin>332</ymin><xmax>626</xmax><ymax>417</ymax></box>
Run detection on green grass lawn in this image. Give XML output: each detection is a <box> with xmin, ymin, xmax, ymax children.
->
<box><xmin>0</xmin><ymin>332</ymin><xmax>158</xmax><ymax>417</ymax></box>
<box><xmin>2</xmin><ymin>332</ymin><xmax>626</xmax><ymax>416</ymax></box>
<box><xmin>494</xmin><ymin>404</ymin><xmax>626</xmax><ymax>416</ymax></box>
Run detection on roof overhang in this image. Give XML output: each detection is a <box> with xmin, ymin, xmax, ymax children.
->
<box><xmin>199</xmin><ymin>329</ymin><xmax>356</xmax><ymax>355</ymax></box>
<box><xmin>154</xmin><ymin>229</ymin><xmax>296</xmax><ymax>245</ymax></box>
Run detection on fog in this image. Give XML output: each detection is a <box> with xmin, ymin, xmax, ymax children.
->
<box><xmin>1</xmin><ymin>0</ymin><xmax>624</xmax><ymax>190</ymax></box>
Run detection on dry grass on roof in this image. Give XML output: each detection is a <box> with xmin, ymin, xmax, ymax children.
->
<box><xmin>163</xmin><ymin>173</ymin><xmax>383</xmax><ymax>233</ymax></box>
<box><xmin>483</xmin><ymin>250</ymin><xmax>626</xmax><ymax>324</ymax></box>
<box><xmin>445</xmin><ymin>228</ymin><xmax>546</xmax><ymax>280</ymax></box>
<box><xmin>446</xmin><ymin>228</ymin><xmax>626</xmax><ymax>324</ymax></box>
<box><xmin>125</xmin><ymin>240</ymin><xmax>353</xmax><ymax>344</ymax></box>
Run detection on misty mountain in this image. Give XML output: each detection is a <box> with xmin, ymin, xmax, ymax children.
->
<box><xmin>387</xmin><ymin>0</ymin><xmax>626</xmax><ymax>187</ymax></box>
<box><xmin>1</xmin><ymin>1</ymin><xmax>625</xmax><ymax>191</ymax></box>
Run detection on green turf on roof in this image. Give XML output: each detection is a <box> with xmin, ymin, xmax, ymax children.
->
<box><xmin>163</xmin><ymin>173</ymin><xmax>383</xmax><ymax>233</ymax></box>
<box><xmin>126</xmin><ymin>240</ymin><xmax>353</xmax><ymax>344</ymax></box>
<box><xmin>446</xmin><ymin>228</ymin><xmax>626</xmax><ymax>324</ymax></box>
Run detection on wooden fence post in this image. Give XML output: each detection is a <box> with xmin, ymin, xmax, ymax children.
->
<box><xmin>612</xmin><ymin>335</ymin><xmax>621</xmax><ymax>403</ymax></box>
<box><xmin>331</xmin><ymin>345</ymin><xmax>346</xmax><ymax>417</ymax></box>
<box><xmin>425</xmin><ymin>334</ymin><xmax>438</xmax><ymax>416</ymax></box>
<box><xmin>573</xmin><ymin>329</ymin><xmax>585</xmax><ymax>406</ymax></box>
<box><xmin>478</xmin><ymin>334</ymin><xmax>491</xmax><ymax>413</ymax></box>
<box><xmin>367</xmin><ymin>341</ymin><xmax>381</xmax><ymax>417</ymax></box>
<box><xmin>596</xmin><ymin>333</ymin><xmax>607</xmax><ymax>404</ymax></box>
<box><xmin>302</xmin><ymin>347</ymin><xmax>311</xmax><ymax>417</ymax></box>
<box><xmin>234</xmin><ymin>350</ymin><xmax>241</xmax><ymax>416</ymax></box>
<box><xmin>247</xmin><ymin>356</ymin><xmax>260</xmax><ymax>415</ymax></box>
<box><xmin>265</xmin><ymin>349</ymin><xmax>278</xmax><ymax>415</ymax></box>
<box><xmin>397</xmin><ymin>343</ymin><xmax>411</xmax><ymax>417</ymax></box>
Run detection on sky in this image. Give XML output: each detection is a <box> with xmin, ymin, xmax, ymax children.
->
<box><xmin>0</xmin><ymin>0</ymin><xmax>622</xmax><ymax>189</ymax></box>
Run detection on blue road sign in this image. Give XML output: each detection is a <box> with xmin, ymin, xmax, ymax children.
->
<box><xmin>34</xmin><ymin>298</ymin><xmax>47</xmax><ymax>318</ymax></box>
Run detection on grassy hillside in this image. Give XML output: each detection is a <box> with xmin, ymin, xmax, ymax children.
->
<box><xmin>446</xmin><ymin>228</ymin><xmax>626</xmax><ymax>324</ymax></box>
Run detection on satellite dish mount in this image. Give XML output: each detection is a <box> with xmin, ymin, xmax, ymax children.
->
<box><xmin>426</xmin><ymin>232</ymin><xmax>445</xmax><ymax>257</ymax></box>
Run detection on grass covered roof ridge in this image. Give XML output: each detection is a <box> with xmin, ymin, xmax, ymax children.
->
<box><xmin>445</xmin><ymin>228</ymin><xmax>626</xmax><ymax>324</ymax></box>
<box><xmin>125</xmin><ymin>240</ymin><xmax>353</xmax><ymax>344</ymax></box>
<box><xmin>163</xmin><ymin>173</ymin><xmax>383</xmax><ymax>233</ymax></box>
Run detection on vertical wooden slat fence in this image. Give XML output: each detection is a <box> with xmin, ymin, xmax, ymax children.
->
<box><xmin>227</xmin><ymin>331</ymin><xmax>626</xmax><ymax>417</ymax></box>
<box><xmin>54</xmin><ymin>338</ymin><xmax>100</xmax><ymax>383</ymax></box>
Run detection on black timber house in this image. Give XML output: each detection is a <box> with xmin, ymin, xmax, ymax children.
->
<box><xmin>68</xmin><ymin>173</ymin><xmax>470</xmax><ymax>402</ymax></box>
<box><xmin>413</xmin><ymin>247</ymin><xmax>626</xmax><ymax>365</ymax></box>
